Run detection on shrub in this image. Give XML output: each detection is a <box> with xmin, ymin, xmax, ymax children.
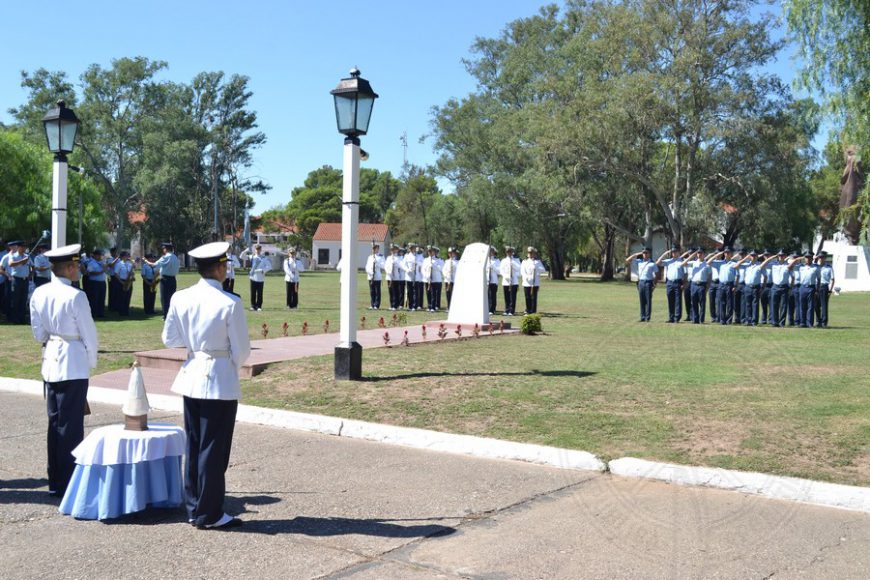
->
<box><xmin>520</xmin><ymin>313</ymin><xmax>543</xmax><ymax>335</ymax></box>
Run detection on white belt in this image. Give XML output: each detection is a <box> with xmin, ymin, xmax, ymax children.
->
<box><xmin>49</xmin><ymin>334</ymin><xmax>81</xmax><ymax>342</ymax></box>
<box><xmin>188</xmin><ymin>349</ymin><xmax>230</xmax><ymax>359</ymax></box>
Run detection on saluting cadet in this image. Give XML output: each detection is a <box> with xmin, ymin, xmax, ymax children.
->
<box><xmin>656</xmin><ymin>245</ymin><xmax>687</xmax><ymax>323</ymax></box>
<box><xmin>6</xmin><ymin>240</ymin><xmax>31</xmax><ymax>324</ymax></box>
<box><xmin>442</xmin><ymin>247</ymin><xmax>457</xmax><ymax>309</ymax></box>
<box><xmin>625</xmin><ymin>247</ymin><xmax>658</xmax><ymax>322</ymax></box>
<box><xmin>487</xmin><ymin>247</ymin><xmax>500</xmax><ymax>315</ymax></box>
<box><xmin>141</xmin><ymin>253</ymin><xmax>158</xmax><ymax>315</ymax></box>
<box><xmin>815</xmin><ymin>253</ymin><xmax>834</xmax><ymax>327</ymax></box>
<box><xmin>223</xmin><ymin>249</ymin><xmax>241</xmax><ymax>294</ymax></box>
<box><xmin>759</xmin><ymin>250</ymin><xmax>773</xmax><ymax>324</ymax></box>
<box><xmin>738</xmin><ymin>251</ymin><xmax>765</xmax><ymax>326</ymax></box>
<box><xmin>29</xmin><ymin>244</ymin><xmax>98</xmax><ymax>497</ymax></box>
<box><xmin>768</xmin><ymin>250</ymin><xmax>792</xmax><ymax>327</ymax></box>
<box><xmin>500</xmin><ymin>246</ymin><xmax>521</xmax><ymax>316</ymax></box>
<box><xmin>283</xmin><ymin>248</ymin><xmax>303</xmax><ymax>309</ymax></box>
<box><xmin>365</xmin><ymin>244</ymin><xmax>384</xmax><ymax>309</ymax></box>
<box><xmin>797</xmin><ymin>251</ymin><xmax>820</xmax><ymax>328</ymax></box>
<box><xmin>144</xmin><ymin>242</ymin><xmax>180</xmax><ymax>319</ymax></box>
<box><xmin>162</xmin><ymin>241</ymin><xmax>250</xmax><ymax>530</ymax></box>
<box><xmin>707</xmin><ymin>247</ymin><xmax>737</xmax><ymax>325</ymax></box>
<box><xmin>787</xmin><ymin>252</ymin><xmax>801</xmax><ymax>326</ymax></box>
<box><xmin>85</xmin><ymin>248</ymin><xmax>107</xmax><ymax>318</ymax></box>
<box><xmin>115</xmin><ymin>251</ymin><xmax>135</xmax><ymax>316</ymax></box>
<box><xmin>733</xmin><ymin>251</ymin><xmax>748</xmax><ymax>324</ymax></box>
<box><xmin>520</xmin><ymin>246</ymin><xmax>547</xmax><ymax>314</ymax></box>
<box><xmin>403</xmin><ymin>243</ymin><xmax>419</xmax><ymax>310</ymax></box>
<box><xmin>686</xmin><ymin>248</ymin><xmax>710</xmax><ymax>323</ymax></box>
<box><xmin>0</xmin><ymin>241</ymin><xmax>9</xmax><ymax>317</ymax></box>
<box><xmin>383</xmin><ymin>244</ymin><xmax>401</xmax><ymax>310</ymax></box>
<box><xmin>707</xmin><ymin>250</ymin><xmax>720</xmax><ymax>323</ymax></box>
<box><xmin>247</xmin><ymin>244</ymin><xmax>269</xmax><ymax>311</ymax></box>
<box><xmin>31</xmin><ymin>244</ymin><xmax>52</xmax><ymax>288</ymax></box>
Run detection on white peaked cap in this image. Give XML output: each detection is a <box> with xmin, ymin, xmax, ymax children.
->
<box><xmin>122</xmin><ymin>363</ymin><xmax>151</xmax><ymax>417</ymax></box>
<box><xmin>189</xmin><ymin>241</ymin><xmax>230</xmax><ymax>263</ymax></box>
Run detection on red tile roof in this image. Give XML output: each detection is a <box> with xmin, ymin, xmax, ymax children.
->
<box><xmin>313</xmin><ymin>223</ymin><xmax>390</xmax><ymax>242</ymax></box>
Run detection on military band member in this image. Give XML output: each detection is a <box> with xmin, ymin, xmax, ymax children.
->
<box><xmin>0</xmin><ymin>241</ymin><xmax>9</xmax><ymax>317</ymax></box>
<box><xmin>626</xmin><ymin>247</ymin><xmax>657</xmax><ymax>322</ymax></box>
<box><xmin>162</xmin><ymin>241</ymin><xmax>250</xmax><ymax>529</ymax></box>
<box><xmin>441</xmin><ymin>247</ymin><xmax>457</xmax><ymax>310</ymax></box>
<box><xmin>5</xmin><ymin>240</ymin><xmax>30</xmax><ymax>324</ymax></box>
<box><xmin>383</xmin><ymin>244</ymin><xmax>401</xmax><ymax>310</ymax></box>
<box><xmin>223</xmin><ymin>250</ymin><xmax>241</xmax><ymax>294</ymax></box>
<box><xmin>31</xmin><ymin>244</ymin><xmax>52</xmax><ymax>288</ymax></box>
<box><xmin>85</xmin><ymin>248</ymin><xmax>107</xmax><ymax>318</ymax></box>
<box><xmin>115</xmin><ymin>251</ymin><xmax>135</xmax><ymax>316</ymax></box>
<box><xmin>685</xmin><ymin>248</ymin><xmax>709</xmax><ymax>323</ymax></box>
<box><xmin>486</xmin><ymin>247</ymin><xmax>500</xmax><ymax>315</ymax></box>
<box><xmin>815</xmin><ymin>252</ymin><xmax>834</xmax><ymax>328</ymax></box>
<box><xmin>107</xmin><ymin>247</ymin><xmax>120</xmax><ymax>312</ymax></box>
<box><xmin>29</xmin><ymin>244</ymin><xmax>98</xmax><ymax>497</ymax></box>
<box><xmin>403</xmin><ymin>243</ymin><xmax>419</xmax><ymax>310</ymax></box>
<box><xmin>500</xmin><ymin>246</ymin><xmax>521</xmax><ymax>316</ymax></box>
<box><xmin>656</xmin><ymin>245</ymin><xmax>687</xmax><ymax>323</ymax></box>
<box><xmin>521</xmin><ymin>246</ymin><xmax>547</xmax><ymax>314</ymax></box>
<box><xmin>247</xmin><ymin>244</ymin><xmax>269</xmax><ymax>311</ymax></box>
<box><xmin>365</xmin><ymin>244</ymin><xmax>384</xmax><ymax>309</ymax></box>
<box><xmin>144</xmin><ymin>242</ymin><xmax>180</xmax><ymax>319</ymax></box>
<box><xmin>141</xmin><ymin>253</ymin><xmax>158</xmax><ymax>315</ymax></box>
<box><xmin>797</xmin><ymin>251</ymin><xmax>820</xmax><ymax>328</ymax></box>
<box><xmin>283</xmin><ymin>248</ymin><xmax>303</xmax><ymax>308</ymax></box>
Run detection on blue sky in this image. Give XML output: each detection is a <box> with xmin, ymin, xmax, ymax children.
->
<box><xmin>1</xmin><ymin>0</ymin><xmax>804</xmax><ymax>213</ymax></box>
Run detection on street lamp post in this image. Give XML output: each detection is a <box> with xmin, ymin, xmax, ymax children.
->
<box><xmin>331</xmin><ymin>68</ymin><xmax>378</xmax><ymax>380</ymax></box>
<box><xmin>42</xmin><ymin>99</ymin><xmax>80</xmax><ymax>250</ymax></box>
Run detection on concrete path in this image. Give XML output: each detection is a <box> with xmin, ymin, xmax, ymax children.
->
<box><xmin>90</xmin><ymin>320</ymin><xmax>518</xmax><ymax>395</ymax></box>
<box><xmin>2</xmin><ymin>391</ymin><xmax>868</xmax><ymax>580</ymax></box>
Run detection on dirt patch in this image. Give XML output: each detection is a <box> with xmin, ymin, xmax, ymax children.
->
<box><xmin>672</xmin><ymin>418</ymin><xmax>751</xmax><ymax>457</ymax></box>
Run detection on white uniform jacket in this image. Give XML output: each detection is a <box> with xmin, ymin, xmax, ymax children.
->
<box><xmin>500</xmin><ymin>256</ymin><xmax>521</xmax><ymax>286</ymax></box>
<box><xmin>487</xmin><ymin>257</ymin><xmax>501</xmax><ymax>284</ymax></box>
<box><xmin>365</xmin><ymin>254</ymin><xmax>384</xmax><ymax>281</ymax></box>
<box><xmin>162</xmin><ymin>279</ymin><xmax>251</xmax><ymax>400</ymax></box>
<box><xmin>421</xmin><ymin>257</ymin><xmax>435</xmax><ymax>283</ymax></box>
<box><xmin>384</xmin><ymin>254</ymin><xmax>400</xmax><ymax>282</ymax></box>
<box><xmin>283</xmin><ymin>257</ymin><xmax>303</xmax><ymax>283</ymax></box>
<box><xmin>402</xmin><ymin>253</ymin><xmax>417</xmax><ymax>283</ymax></box>
<box><xmin>249</xmin><ymin>255</ymin><xmax>270</xmax><ymax>282</ymax></box>
<box><xmin>521</xmin><ymin>258</ymin><xmax>547</xmax><ymax>287</ymax></box>
<box><xmin>226</xmin><ymin>254</ymin><xmax>240</xmax><ymax>280</ymax></box>
<box><xmin>30</xmin><ymin>277</ymin><xmax>99</xmax><ymax>382</ymax></box>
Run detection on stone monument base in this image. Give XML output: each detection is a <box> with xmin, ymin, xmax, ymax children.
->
<box><xmin>335</xmin><ymin>342</ymin><xmax>362</xmax><ymax>380</ymax></box>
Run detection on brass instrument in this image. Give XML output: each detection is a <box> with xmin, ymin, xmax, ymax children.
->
<box><xmin>122</xmin><ymin>271</ymin><xmax>136</xmax><ymax>292</ymax></box>
<box><xmin>149</xmin><ymin>275</ymin><xmax>160</xmax><ymax>293</ymax></box>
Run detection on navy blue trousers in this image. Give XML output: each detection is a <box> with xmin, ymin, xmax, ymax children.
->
<box><xmin>160</xmin><ymin>276</ymin><xmax>177</xmax><ymax>318</ymax></box>
<box><xmin>369</xmin><ymin>280</ymin><xmax>381</xmax><ymax>308</ymax></box>
<box><xmin>771</xmin><ymin>285</ymin><xmax>788</xmax><ymax>326</ymax></box>
<box><xmin>799</xmin><ymin>286</ymin><xmax>816</xmax><ymax>327</ymax></box>
<box><xmin>503</xmin><ymin>285</ymin><xmax>518</xmax><ymax>314</ymax></box>
<box><xmin>488</xmin><ymin>283</ymin><xmax>498</xmax><ymax>314</ymax></box>
<box><xmin>637</xmin><ymin>281</ymin><xmax>654</xmax><ymax>321</ymax></box>
<box><xmin>183</xmin><ymin>397</ymin><xmax>238</xmax><ymax>527</ymax></box>
<box><xmin>45</xmin><ymin>379</ymin><xmax>88</xmax><ymax>494</ymax></box>
<box><xmin>743</xmin><ymin>285</ymin><xmax>760</xmax><ymax>325</ymax></box>
<box><xmin>689</xmin><ymin>282</ymin><xmax>706</xmax><ymax>323</ymax></box>
<box><xmin>717</xmin><ymin>283</ymin><xmax>735</xmax><ymax>324</ymax></box>
<box><xmin>665</xmin><ymin>282</ymin><xmax>682</xmax><ymax>322</ymax></box>
<box><xmin>816</xmin><ymin>287</ymin><xmax>830</xmax><ymax>327</ymax></box>
<box><xmin>708</xmin><ymin>282</ymin><xmax>719</xmax><ymax>322</ymax></box>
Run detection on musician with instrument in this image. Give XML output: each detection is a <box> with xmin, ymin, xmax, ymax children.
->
<box><xmin>140</xmin><ymin>253</ymin><xmax>158</xmax><ymax>314</ymax></box>
<box><xmin>115</xmin><ymin>251</ymin><xmax>135</xmax><ymax>316</ymax></box>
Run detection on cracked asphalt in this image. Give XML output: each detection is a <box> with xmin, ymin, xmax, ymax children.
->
<box><xmin>1</xmin><ymin>391</ymin><xmax>868</xmax><ymax>579</ymax></box>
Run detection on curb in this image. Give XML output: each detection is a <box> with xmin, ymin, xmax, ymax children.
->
<box><xmin>3</xmin><ymin>378</ymin><xmax>867</xmax><ymax>513</ymax></box>
<box><xmin>609</xmin><ymin>457</ymin><xmax>870</xmax><ymax>514</ymax></box>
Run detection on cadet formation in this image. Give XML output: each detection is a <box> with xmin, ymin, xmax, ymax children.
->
<box><xmin>625</xmin><ymin>246</ymin><xmax>835</xmax><ymax>328</ymax></box>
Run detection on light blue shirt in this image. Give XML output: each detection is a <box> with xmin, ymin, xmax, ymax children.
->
<box><xmin>141</xmin><ymin>263</ymin><xmax>155</xmax><ymax>281</ymax></box>
<box><xmin>762</xmin><ymin>265</ymin><xmax>773</xmax><ymax>284</ymax></box>
<box><xmin>86</xmin><ymin>257</ymin><xmax>106</xmax><ymax>282</ymax></box>
<box><xmin>799</xmin><ymin>264</ymin><xmax>819</xmax><ymax>286</ymax></box>
<box><xmin>688</xmin><ymin>260</ymin><xmax>710</xmax><ymax>283</ymax></box>
<box><xmin>819</xmin><ymin>264</ymin><xmax>834</xmax><ymax>285</ymax></box>
<box><xmin>717</xmin><ymin>261</ymin><xmax>738</xmax><ymax>284</ymax></box>
<box><xmin>8</xmin><ymin>251</ymin><xmax>30</xmax><ymax>278</ymax></box>
<box><xmin>636</xmin><ymin>259</ymin><xmax>658</xmax><ymax>281</ymax></box>
<box><xmin>744</xmin><ymin>264</ymin><xmax>764</xmax><ymax>286</ymax></box>
<box><xmin>0</xmin><ymin>251</ymin><xmax>7</xmax><ymax>282</ymax></box>
<box><xmin>32</xmin><ymin>253</ymin><xmax>52</xmax><ymax>279</ymax></box>
<box><xmin>154</xmin><ymin>252</ymin><xmax>180</xmax><ymax>276</ymax></box>
<box><xmin>770</xmin><ymin>262</ymin><xmax>791</xmax><ymax>285</ymax></box>
<box><xmin>792</xmin><ymin>268</ymin><xmax>801</xmax><ymax>286</ymax></box>
<box><xmin>662</xmin><ymin>258</ymin><xmax>684</xmax><ymax>282</ymax></box>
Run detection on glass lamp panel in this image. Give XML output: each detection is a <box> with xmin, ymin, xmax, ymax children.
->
<box><xmin>60</xmin><ymin>120</ymin><xmax>78</xmax><ymax>153</ymax></box>
<box><xmin>333</xmin><ymin>94</ymin><xmax>357</xmax><ymax>133</ymax></box>
<box><xmin>44</xmin><ymin>120</ymin><xmax>61</xmax><ymax>152</ymax></box>
<box><xmin>355</xmin><ymin>96</ymin><xmax>375</xmax><ymax>135</ymax></box>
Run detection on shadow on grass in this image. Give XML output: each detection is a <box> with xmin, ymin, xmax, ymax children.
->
<box><xmin>232</xmin><ymin>515</ymin><xmax>457</xmax><ymax>538</ymax></box>
<box><xmin>363</xmin><ymin>370</ymin><xmax>596</xmax><ymax>382</ymax></box>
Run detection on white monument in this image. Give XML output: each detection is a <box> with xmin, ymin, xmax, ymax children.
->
<box><xmin>821</xmin><ymin>235</ymin><xmax>870</xmax><ymax>292</ymax></box>
<box><xmin>447</xmin><ymin>242</ymin><xmax>490</xmax><ymax>325</ymax></box>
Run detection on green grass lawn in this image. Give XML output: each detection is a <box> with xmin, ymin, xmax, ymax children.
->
<box><xmin>2</xmin><ymin>271</ymin><xmax>868</xmax><ymax>486</ymax></box>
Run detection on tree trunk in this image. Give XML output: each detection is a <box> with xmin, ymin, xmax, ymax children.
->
<box><xmin>600</xmin><ymin>223</ymin><xmax>616</xmax><ymax>281</ymax></box>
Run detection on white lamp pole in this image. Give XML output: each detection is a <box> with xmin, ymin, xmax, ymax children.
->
<box><xmin>51</xmin><ymin>158</ymin><xmax>69</xmax><ymax>249</ymax></box>
<box><xmin>42</xmin><ymin>100</ymin><xmax>80</xmax><ymax>250</ymax></box>
<box><xmin>331</xmin><ymin>69</ymin><xmax>378</xmax><ymax>380</ymax></box>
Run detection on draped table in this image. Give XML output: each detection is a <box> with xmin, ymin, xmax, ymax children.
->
<box><xmin>59</xmin><ymin>423</ymin><xmax>185</xmax><ymax>520</ymax></box>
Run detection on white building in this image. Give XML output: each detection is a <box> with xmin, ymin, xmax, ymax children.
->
<box><xmin>311</xmin><ymin>223</ymin><xmax>391</xmax><ymax>270</ymax></box>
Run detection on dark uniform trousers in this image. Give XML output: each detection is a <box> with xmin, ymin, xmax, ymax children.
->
<box><xmin>815</xmin><ymin>286</ymin><xmax>830</xmax><ymax>327</ymax></box>
<box><xmin>689</xmin><ymin>282</ymin><xmax>707</xmax><ymax>323</ymax></box>
<box><xmin>683</xmin><ymin>285</ymin><xmax>692</xmax><ymax>321</ymax></box>
<box><xmin>160</xmin><ymin>275</ymin><xmax>177</xmax><ymax>318</ymax></box>
<box><xmin>108</xmin><ymin>277</ymin><xmax>120</xmax><ymax>311</ymax></box>
<box><xmin>406</xmin><ymin>280</ymin><xmax>417</xmax><ymax>310</ymax></box>
<box><xmin>503</xmin><ymin>285</ymin><xmax>518</xmax><ymax>315</ymax></box>
<box><xmin>637</xmin><ymin>280</ymin><xmax>654</xmax><ymax>321</ymax></box>
<box><xmin>798</xmin><ymin>285</ymin><xmax>816</xmax><ymax>327</ymax></box>
<box><xmin>34</xmin><ymin>276</ymin><xmax>50</xmax><ymax>288</ymax></box>
<box><xmin>708</xmin><ymin>281</ymin><xmax>719</xmax><ymax>322</ymax></box>
<box><xmin>387</xmin><ymin>281</ymin><xmax>399</xmax><ymax>309</ymax></box>
<box><xmin>222</xmin><ymin>278</ymin><xmax>235</xmax><ymax>293</ymax></box>
<box><xmin>86</xmin><ymin>278</ymin><xmax>106</xmax><ymax>318</ymax></box>
<box><xmin>249</xmin><ymin>280</ymin><xmax>264</xmax><ymax>310</ymax></box>
<box><xmin>118</xmin><ymin>282</ymin><xmax>132</xmax><ymax>316</ymax></box>
<box><xmin>523</xmin><ymin>285</ymin><xmax>540</xmax><ymax>314</ymax></box>
<box><xmin>369</xmin><ymin>280</ymin><xmax>382</xmax><ymax>309</ymax></box>
<box><xmin>770</xmin><ymin>284</ymin><xmax>788</xmax><ymax>326</ymax></box>
<box><xmin>142</xmin><ymin>279</ymin><xmax>157</xmax><ymax>314</ymax></box>
<box><xmin>45</xmin><ymin>379</ymin><xmax>88</xmax><ymax>494</ymax></box>
<box><xmin>734</xmin><ymin>282</ymin><xmax>745</xmax><ymax>323</ymax></box>
<box><xmin>743</xmin><ymin>285</ymin><xmax>760</xmax><ymax>325</ymax></box>
<box><xmin>444</xmin><ymin>282</ymin><xmax>453</xmax><ymax>309</ymax></box>
<box><xmin>415</xmin><ymin>281</ymin><xmax>424</xmax><ymax>310</ymax></box>
<box><xmin>426</xmin><ymin>283</ymin><xmax>436</xmax><ymax>310</ymax></box>
<box><xmin>0</xmin><ymin>279</ymin><xmax>7</xmax><ymax>316</ymax></box>
<box><xmin>285</xmin><ymin>281</ymin><xmax>299</xmax><ymax>308</ymax></box>
<box><xmin>665</xmin><ymin>281</ymin><xmax>683</xmax><ymax>322</ymax></box>
<box><xmin>9</xmin><ymin>276</ymin><xmax>29</xmax><ymax>323</ymax></box>
<box><xmin>787</xmin><ymin>286</ymin><xmax>798</xmax><ymax>326</ymax></box>
<box><xmin>717</xmin><ymin>282</ymin><xmax>735</xmax><ymax>324</ymax></box>
<box><xmin>395</xmin><ymin>281</ymin><xmax>405</xmax><ymax>309</ymax></box>
<box><xmin>183</xmin><ymin>397</ymin><xmax>238</xmax><ymax>527</ymax></box>
<box><xmin>488</xmin><ymin>283</ymin><xmax>498</xmax><ymax>314</ymax></box>
<box><xmin>760</xmin><ymin>284</ymin><xmax>772</xmax><ymax>323</ymax></box>
<box><xmin>432</xmin><ymin>282</ymin><xmax>443</xmax><ymax>310</ymax></box>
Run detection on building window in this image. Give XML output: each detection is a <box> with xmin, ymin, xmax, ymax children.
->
<box><xmin>845</xmin><ymin>255</ymin><xmax>858</xmax><ymax>279</ymax></box>
<box><xmin>318</xmin><ymin>248</ymin><xmax>330</xmax><ymax>265</ymax></box>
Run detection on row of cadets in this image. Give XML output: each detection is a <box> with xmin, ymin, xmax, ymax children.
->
<box><xmin>283</xmin><ymin>248</ymin><xmax>303</xmax><ymax>309</ymax></box>
<box><xmin>420</xmin><ymin>245</ymin><xmax>443</xmax><ymax>311</ymax></box>
<box><xmin>520</xmin><ymin>246</ymin><xmax>547</xmax><ymax>314</ymax></box>
<box><xmin>486</xmin><ymin>247</ymin><xmax>500</xmax><ymax>314</ymax></box>
<box><xmin>365</xmin><ymin>243</ymin><xmax>385</xmax><ymax>309</ymax></box>
<box><xmin>500</xmin><ymin>246</ymin><xmax>522</xmax><ymax>316</ymax></box>
<box><xmin>0</xmin><ymin>241</ymin><xmax>8</xmax><ymax>317</ymax></box>
<box><xmin>143</xmin><ymin>242</ymin><xmax>180</xmax><ymax>319</ymax></box>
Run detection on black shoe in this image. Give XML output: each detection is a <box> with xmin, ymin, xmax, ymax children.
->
<box><xmin>196</xmin><ymin>514</ymin><xmax>243</xmax><ymax>530</ymax></box>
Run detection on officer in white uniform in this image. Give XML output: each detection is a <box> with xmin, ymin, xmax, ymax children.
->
<box><xmin>403</xmin><ymin>243</ymin><xmax>419</xmax><ymax>310</ymax></box>
<box><xmin>500</xmin><ymin>246</ymin><xmax>521</xmax><ymax>315</ymax></box>
<box><xmin>283</xmin><ymin>248</ymin><xmax>303</xmax><ymax>308</ymax></box>
<box><xmin>248</xmin><ymin>245</ymin><xmax>269</xmax><ymax>311</ymax></box>
<box><xmin>486</xmin><ymin>247</ymin><xmax>500</xmax><ymax>315</ymax></box>
<box><xmin>521</xmin><ymin>246</ymin><xmax>547</xmax><ymax>314</ymax></box>
<box><xmin>222</xmin><ymin>249</ymin><xmax>241</xmax><ymax>294</ymax></box>
<box><xmin>442</xmin><ymin>247</ymin><xmax>458</xmax><ymax>309</ymax></box>
<box><xmin>29</xmin><ymin>244</ymin><xmax>98</xmax><ymax>496</ymax></box>
<box><xmin>162</xmin><ymin>241</ymin><xmax>250</xmax><ymax>529</ymax></box>
<box><xmin>383</xmin><ymin>244</ymin><xmax>401</xmax><ymax>310</ymax></box>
